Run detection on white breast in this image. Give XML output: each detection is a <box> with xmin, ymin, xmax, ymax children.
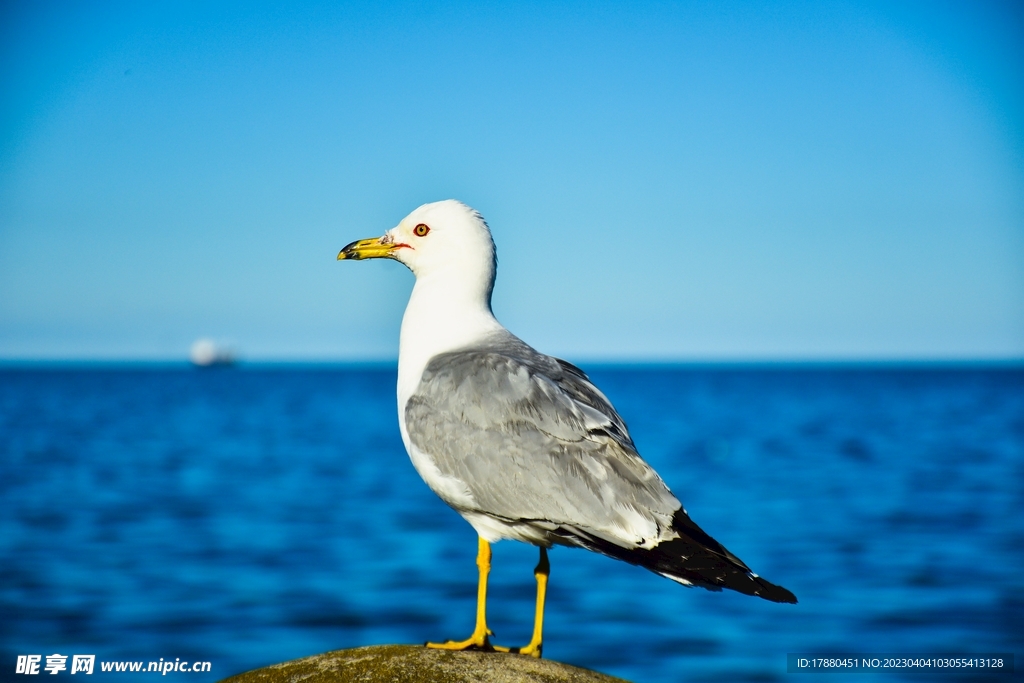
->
<box><xmin>395</xmin><ymin>270</ymin><xmax>504</xmax><ymax>508</ymax></box>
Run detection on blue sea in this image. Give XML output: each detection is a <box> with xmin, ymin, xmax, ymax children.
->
<box><xmin>2</xmin><ymin>365</ymin><xmax>1021</xmax><ymax>682</ymax></box>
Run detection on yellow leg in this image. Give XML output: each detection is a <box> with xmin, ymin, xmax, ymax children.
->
<box><xmin>511</xmin><ymin>546</ymin><xmax>549</xmax><ymax>658</ymax></box>
<box><xmin>426</xmin><ymin>536</ymin><xmax>495</xmax><ymax>651</ymax></box>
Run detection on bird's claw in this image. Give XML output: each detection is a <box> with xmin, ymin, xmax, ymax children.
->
<box><xmin>425</xmin><ymin>634</ymin><xmax>495</xmax><ymax>652</ymax></box>
<box><xmin>424</xmin><ymin>634</ymin><xmax>540</xmax><ymax>657</ymax></box>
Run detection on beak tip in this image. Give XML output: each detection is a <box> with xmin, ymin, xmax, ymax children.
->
<box><xmin>337</xmin><ymin>236</ymin><xmax>391</xmax><ymax>262</ymax></box>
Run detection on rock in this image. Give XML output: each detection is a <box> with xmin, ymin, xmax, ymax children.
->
<box><xmin>219</xmin><ymin>644</ymin><xmax>631</xmax><ymax>683</ymax></box>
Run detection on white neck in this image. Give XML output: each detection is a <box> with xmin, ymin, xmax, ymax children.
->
<box><xmin>397</xmin><ymin>270</ymin><xmax>503</xmax><ymax>410</ymax></box>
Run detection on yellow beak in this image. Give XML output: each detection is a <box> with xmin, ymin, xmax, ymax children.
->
<box><xmin>337</xmin><ymin>236</ymin><xmax>397</xmax><ymax>261</ymax></box>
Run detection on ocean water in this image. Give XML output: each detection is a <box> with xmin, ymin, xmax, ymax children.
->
<box><xmin>1</xmin><ymin>365</ymin><xmax>1021</xmax><ymax>682</ymax></box>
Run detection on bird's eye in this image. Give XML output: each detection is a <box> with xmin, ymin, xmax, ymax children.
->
<box><xmin>413</xmin><ymin>223</ymin><xmax>430</xmax><ymax>237</ymax></box>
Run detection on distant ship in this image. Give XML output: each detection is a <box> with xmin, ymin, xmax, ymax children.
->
<box><xmin>189</xmin><ymin>339</ymin><xmax>237</xmax><ymax>368</ymax></box>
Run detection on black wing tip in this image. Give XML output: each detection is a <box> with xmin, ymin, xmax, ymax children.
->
<box><xmin>561</xmin><ymin>525</ymin><xmax>798</xmax><ymax>604</ymax></box>
<box><xmin>661</xmin><ymin>563</ymin><xmax>798</xmax><ymax>604</ymax></box>
<box><xmin>665</xmin><ymin>508</ymin><xmax>797</xmax><ymax>603</ymax></box>
<box><xmin>752</xmin><ymin>576</ymin><xmax>798</xmax><ymax>604</ymax></box>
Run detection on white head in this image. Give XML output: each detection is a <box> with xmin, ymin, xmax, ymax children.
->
<box><xmin>340</xmin><ymin>200</ymin><xmax>506</xmax><ymax>406</ymax></box>
<box><xmin>338</xmin><ymin>199</ymin><xmax>497</xmax><ymax>309</ymax></box>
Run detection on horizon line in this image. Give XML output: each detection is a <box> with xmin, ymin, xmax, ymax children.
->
<box><xmin>1</xmin><ymin>357</ymin><xmax>1022</xmax><ymax>369</ymax></box>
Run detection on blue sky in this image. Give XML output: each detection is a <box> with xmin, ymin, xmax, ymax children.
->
<box><xmin>1</xmin><ymin>1</ymin><xmax>1021</xmax><ymax>361</ymax></box>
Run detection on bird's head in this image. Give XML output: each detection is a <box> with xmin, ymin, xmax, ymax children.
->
<box><xmin>338</xmin><ymin>200</ymin><xmax>497</xmax><ymax>285</ymax></box>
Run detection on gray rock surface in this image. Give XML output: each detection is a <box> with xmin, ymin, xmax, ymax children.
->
<box><xmin>219</xmin><ymin>645</ymin><xmax>631</xmax><ymax>683</ymax></box>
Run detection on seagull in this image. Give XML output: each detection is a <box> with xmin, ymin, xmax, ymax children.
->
<box><xmin>337</xmin><ymin>200</ymin><xmax>796</xmax><ymax>657</ymax></box>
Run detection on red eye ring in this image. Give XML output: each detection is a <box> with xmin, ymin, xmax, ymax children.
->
<box><xmin>413</xmin><ymin>223</ymin><xmax>430</xmax><ymax>237</ymax></box>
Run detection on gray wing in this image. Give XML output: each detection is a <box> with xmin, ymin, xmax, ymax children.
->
<box><xmin>404</xmin><ymin>335</ymin><xmax>682</xmax><ymax>549</ymax></box>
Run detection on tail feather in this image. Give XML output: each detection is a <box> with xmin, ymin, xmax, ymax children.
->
<box><xmin>560</xmin><ymin>509</ymin><xmax>797</xmax><ymax>604</ymax></box>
